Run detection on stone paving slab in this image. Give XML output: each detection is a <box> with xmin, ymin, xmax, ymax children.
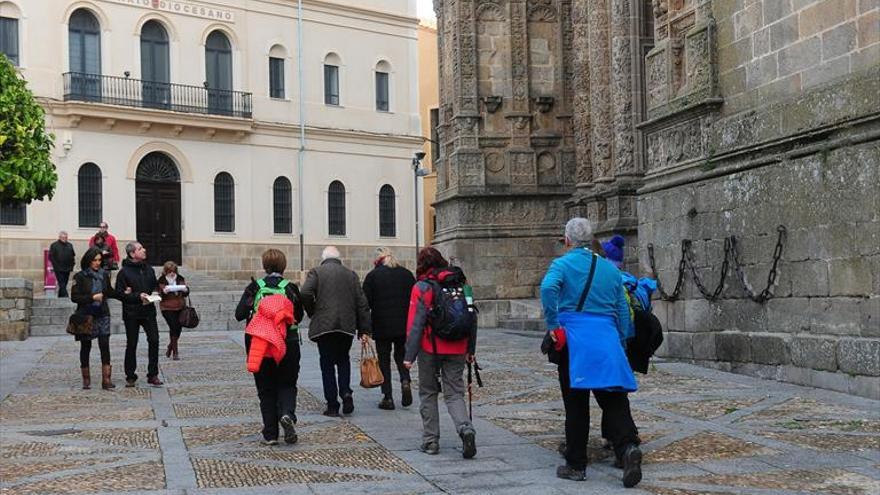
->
<box><xmin>1</xmin><ymin>329</ymin><xmax>878</xmax><ymax>494</ymax></box>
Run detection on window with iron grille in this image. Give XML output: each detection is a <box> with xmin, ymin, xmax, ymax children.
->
<box><xmin>324</xmin><ymin>64</ymin><xmax>339</xmax><ymax>105</ymax></box>
<box><xmin>78</xmin><ymin>163</ymin><xmax>102</xmax><ymax>228</ymax></box>
<box><xmin>375</xmin><ymin>71</ymin><xmax>389</xmax><ymax>111</ymax></box>
<box><xmin>0</xmin><ymin>16</ymin><xmax>19</xmax><ymax>66</ymax></box>
<box><xmin>379</xmin><ymin>184</ymin><xmax>396</xmax><ymax>237</ymax></box>
<box><xmin>273</xmin><ymin>177</ymin><xmax>292</xmax><ymax>234</ymax></box>
<box><xmin>269</xmin><ymin>57</ymin><xmax>285</xmax><ymax>99</ymax></box>
<box><xmin>328</xmin><ymin>180</ymin><xmax>345</xmax><ymax>236</ymax></box>
<box><xmin>0</xmin><ymin>202</ymin><xmax>25</xmax><ymax>226</ymax></box>
<box><xmin>214</xmin><ymin>172</ymin><xmax>235</xmax><ymax>232</ymax></box>
<box><xmin>430</xmin><ymin>108</ymin><xmax>440</xmax><ymax>162</ymax></box>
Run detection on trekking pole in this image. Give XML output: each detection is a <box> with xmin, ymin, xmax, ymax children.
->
<box><xmin>467</xmin><ymin>361</ymin><xmax>473</xmax><ymax>421</ymax></box>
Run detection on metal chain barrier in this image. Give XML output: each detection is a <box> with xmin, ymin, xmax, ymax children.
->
<box><xmin>647</xmin><ymin>225</ymin><xmax>786</xmax><ymax>303</ymax></box>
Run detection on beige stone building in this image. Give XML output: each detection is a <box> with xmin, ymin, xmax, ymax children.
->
<box><xmin>417</xmin><ymin>20</ymin><xmax>438</xmax><ymax>245</ymax></box>
<box><xmin>0</xmin><ymin>0</ymin><xmax>423</xmax><ymax>288</ymax></box>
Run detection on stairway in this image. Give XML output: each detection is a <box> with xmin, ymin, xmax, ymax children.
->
<box><xmin>495</xmin><ymin>299</ymin><xmax>545</xmax><ymax>332</ymax></box>
<box><xmin>29</xmin><ymin>267</ymin><xmax>246</xmax><ymax>336</ymax></box>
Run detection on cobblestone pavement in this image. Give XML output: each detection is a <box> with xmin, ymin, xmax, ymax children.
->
<box><xmin>1</xmin><ymin>329</ymin><xmax>878</xmax><ymax>494</ymax></box>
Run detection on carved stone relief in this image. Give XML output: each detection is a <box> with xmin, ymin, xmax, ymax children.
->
<box><xmin>537</xmin><ymin>151</ymin><xmax>560</xmax><ymax>184</ymax></box>
<box><xmin>485</xmin><ymin>151</ymin><xmax>510</xmax><ymax>184</ymax></box>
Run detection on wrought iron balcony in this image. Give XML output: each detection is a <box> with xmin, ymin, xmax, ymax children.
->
<box><xmin>62</xmin><ymin>72</ymin><xmax>253</xmax><ymax>119</ymax></box>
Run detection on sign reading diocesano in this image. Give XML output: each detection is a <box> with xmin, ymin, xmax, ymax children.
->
<box><xmin>106</xmin><ymin>0</ymin><xmax>235</xmax><ymax>23</ymax></box>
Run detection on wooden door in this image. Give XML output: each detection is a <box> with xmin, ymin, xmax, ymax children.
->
<box><xmin>136</xmin><ymin>181</ymin><xmax>181</xmax><ymax>266</ymax></box>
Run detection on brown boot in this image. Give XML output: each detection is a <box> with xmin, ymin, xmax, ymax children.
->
<box><xmin>171</xmin><ymin>336</ymin><xmax>180</xmax><ymax>361</ymax></box>
<box><xmin>166</xmin><ymin>342</ymin><xmax>173</xmax><ymax>358</ymax></box>
<box><xmin>81</xmin><ymin>367</ymin><xmax>91</xmax><ymax>390</ymax></box>
<box><xmin>102</xmin><ymin>364</ymin><xmax>116</xmax><ymax>390</ymax></box>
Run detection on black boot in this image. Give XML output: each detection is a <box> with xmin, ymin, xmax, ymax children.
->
<box><xmin>621</xmin><ymin>444</ymin><xmax>643</xmax><ymax>488</ymax></box>
<box><xmin>341</xmin><ymin>394</ymin><xmax>354</xmax><ymax>415</ymax></box>
<box><xmin>556</xmin><ymin>465</ymin><xmax>586</xmax><ymax>481</ymax></box>
<box><xmin>401</xmin><ymin>380</ymin><xmax>413</xmax><ymax>407</ymax></box>
<box><xmin>378</xmin><ymin>396</ymin><xmax>395</xmax><ymax>410</ymax></box>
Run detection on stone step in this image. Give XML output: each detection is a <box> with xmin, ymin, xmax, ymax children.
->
<box><xmin>507</xmin><ymin>299</ymin><xmax>544</xmax><ymax>319</ymax></box>
<box><xmin>496</xmin><ymin>317</ymin><xmax>545</xmax><ymax>332</ymax></box>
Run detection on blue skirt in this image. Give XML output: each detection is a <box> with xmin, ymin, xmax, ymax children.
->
<box><xmin>560</xmin><ymin>311</ymin><xmax>637</xmax><ymax>392</ymax></box>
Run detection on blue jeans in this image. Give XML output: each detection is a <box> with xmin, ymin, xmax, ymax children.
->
<box><xmin>316</xmin><ymin>332</ymin><xmax>353</xmax><ymax>409</ymax></box>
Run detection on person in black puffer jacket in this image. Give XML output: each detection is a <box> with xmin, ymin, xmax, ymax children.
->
<box><xmin>115</xmin><ymin>241</ymin><xmax>162</xmax><ymax>387</ymax></box>
<box><xmin>362</xmin><ymin>247</ymin><xmax>416</xmax><ymax>410</ymax></box>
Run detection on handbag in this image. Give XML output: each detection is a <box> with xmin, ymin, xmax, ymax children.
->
<box><xmin>178</xmin><ymin>296</ymin><xmax>200</xmax><ymax>329</ymax></box>
<box><xmin>541</xmin><ymin>252</ymin><xmax>598</xmax><ymax>364</ymax></box>
<box><xmin>359</xmin><ymin>338</ymin><xmax>385</xmax><ymax>388</ymax></box>
<box><xmin>66</xmin><ymin>312</ymin><xmax>94</xmax><ymax>336</ymax></box>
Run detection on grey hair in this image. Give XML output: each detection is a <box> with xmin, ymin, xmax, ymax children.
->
<box><xmin>375</xmin><ymin>246</ymin><xmax>399</xmax><ymax>268</ymax></box>
<box><xmin>321</xmin><ymin>246</ymin><xmax>341</xmax><ymax>260</ymax></box>
<box><xmin>564</xmin><ymin>217</ymin><xmax>593</xmax><ymax>248</ymax></box>
<box><xmin>125</xmin><ymin>241</ymin><xmax>140</xmax><ymax>258</ymax></box>
<box><xmin>58</xmin><ymin>230</ymin><xmax>68</xmax><ymax>236</ymax></box>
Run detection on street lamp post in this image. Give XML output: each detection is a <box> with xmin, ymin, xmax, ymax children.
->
<box><xmin>412</xmin><ymin>152</ymin><xmax>428</xmax><ymax>262</ymax></box>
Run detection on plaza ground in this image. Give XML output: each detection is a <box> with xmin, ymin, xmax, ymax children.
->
<box><xmin>1</xmin><ymin>329</ymin><xmax>878</xmax><ymax>494</ymax></box>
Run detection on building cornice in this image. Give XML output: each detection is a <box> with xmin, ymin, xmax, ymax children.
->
<box><xmin>254</xmin><ymin>121</ymin><xmax>423</xmax><ymax>146</ymax></box>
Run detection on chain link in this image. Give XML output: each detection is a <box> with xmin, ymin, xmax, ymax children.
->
<box><xmin>648</xmin><ymin>225</ymin><xmax>786</xmax><ymax>303</ymax></box>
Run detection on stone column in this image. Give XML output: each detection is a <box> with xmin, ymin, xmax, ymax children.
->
<box><xmin>587</xmin><ymin>0</ymin><xmax>613</xmax><ymax>182</ymax></box>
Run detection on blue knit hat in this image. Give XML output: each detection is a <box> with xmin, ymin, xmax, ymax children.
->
<box><xmin>602</xmin><ymin>234</ymin><xmax>625</xmax><ymax>268</ymax></box>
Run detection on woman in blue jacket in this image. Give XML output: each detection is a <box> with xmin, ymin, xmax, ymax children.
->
<box><xmin>540</xmin><ymin>218</ymin><xmax>642</xmax><ymax>488</ymax></box>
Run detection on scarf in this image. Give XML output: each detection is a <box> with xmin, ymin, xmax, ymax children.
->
<box><xmin>84</xmin><ymin>267</ymin><xmax>105</xmax><ymax>294</ymax></box>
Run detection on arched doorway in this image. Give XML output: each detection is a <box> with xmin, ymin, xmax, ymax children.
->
<box><xmin>135</xmin><ymin>152</ymin><xmax>181</xmax><ymax>266</ymax></box>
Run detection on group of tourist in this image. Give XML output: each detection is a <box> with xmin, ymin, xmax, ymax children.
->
<box><xmin>63</xmin><ymin>215</ymin><xmax>655</xmax><ymax>488</ymax></box>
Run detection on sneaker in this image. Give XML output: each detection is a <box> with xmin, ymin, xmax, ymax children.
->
<box><xmin>125</xmin><ymin>378</ymin><xmax>137</xmax><ymax>388</ymax></box>
<box><xmin>341</xmin><ymin>394</ymin><xmax>354</xmax><ymax>414</ymax></box>
<box><xmin>420</xmin><ymin>441</ymin><xmax>439</xmax><ymax>455</ymax></box>
<box><xmin>556</xmin><ymin>464</ymin><xmax>586</xmax><ymax>481</ymax></box>
<box><xmin>378</xmin><ymin>396</ymin><xmax>395</xmax><ymax>410</ymax></box>
<box><xmin>261</xmin><ymin>438</ymin><xmax>279</xmax><ymax>446</ymax></box>
<box><xmin>401</xmin><ymin>380</ymin><xmax>413</xmax><ymax>407</ymax></box>
<box><xmin>322</xmin><ymin>407</ymin><xmax>340</xmax><ymax>418</ymax></box>
<box><xmin>280</xmin><ymin>415</ymin><xmax>298</xmax><ymax>445</ymax></box>
<box><xmin>621</xmin><ymin>444</ymin><xmax>643</xmax><ymax>488</ymax></box>
<box><xmin>460</xmin><ymin>427</ymin><xmax>476</xmax><ymax>459</ymax></box>
<box><xmin>147</xmin><ymin>376</ymin><xmax>164</xmax><ymax>387</ymax></box>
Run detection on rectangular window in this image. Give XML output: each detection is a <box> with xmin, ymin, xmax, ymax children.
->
<box><xmin>375</xmin><ymin>71</ymin><xmax>389</xmax><ymax>111</ymax></box>
<box><xmin>0</xmin><ymin>202</ymin><xmax>26</xmax><ymax>225</ymax></box>
<box><xmin>430</xmin><ymin>108</ymin><xmax>440</xmax><ymax>163</ymax></box>
<box><xmin>324</xmin><ymin>64</ymin><xmax>339</xmax><ymax>105</ymax></box>
<box><xmin>0</xmin><ymin>17</ymin><xmax>19</xmax><ymax>66</ymax></box>
<box><xmin>269</xmin><ymin>57</ymin><xmax>285</xmax><ymax>99</ymax></box>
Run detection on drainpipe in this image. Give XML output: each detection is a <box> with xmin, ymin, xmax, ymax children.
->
<box><xmin>297</xmin><ymin>0</ymin><xmax>306</xmax><ymax>271</ymax></box>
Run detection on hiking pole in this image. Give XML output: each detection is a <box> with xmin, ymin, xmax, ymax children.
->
<box><xmin>467</xmin><ymin>361</ymin><xmax>473</xmax><ymax>421</ymax></box>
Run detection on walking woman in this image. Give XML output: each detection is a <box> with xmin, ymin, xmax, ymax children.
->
<box><xmin>158</xmin><ymin>261</ymin><xmax>189</xmax><ymax>360</ymax></box>
<box><xmin>403</xmin><ymin>247</ymin><xmax>477</xmax><ymax>459</ymax></box>
<box><xmin>70</xmin><ymin>247</ymin><xmax>116</xmax><ymax>390</ymax></box>
<box><xmin>363</xmin><ymin>247</ymin><xmax>416</xmax><ymax>410</ymax></box>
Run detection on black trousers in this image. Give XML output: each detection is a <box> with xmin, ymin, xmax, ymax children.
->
<box><xmin>80</xmin><ymin>335</ymin><xmax>110</xmax><ymax>367</ymax></box>
<box><xmin>162</xmin><ymin>310</ymin><xmax>183</xmax><ymax>339</ymax></box>
<box><xmin>375</xmin><ymin>336</ymin><xmax>410</xmax><ymax>398</ymax></box>
<box><xmin>56</xmin><ymin>271</ymin><xmax>70</xmax><ymax>297</ymax></box>
<box><xmin>558</xmin><ymin>354</ymin><xmax>640</xmax><ymax>470</ymax></box>
<box><xmin>246</xmin><ymin>334</ymin><xmax>300</xmax><ymax>441</ymax></box>
<box><xmin>124</xmin><ymin>315</ymin><xmax>160</xmax><ymax>380</ymax></box>
<box><xmin>316</xmin><ymin>332</ymin><xmax>353</xmax><ymax>409</ymax></box>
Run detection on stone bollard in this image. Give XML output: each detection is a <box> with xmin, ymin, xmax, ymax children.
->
<box><xmin>0</xmin><ymin>278</ymin><xmax>34</xmax><ymax>341</ymax></box>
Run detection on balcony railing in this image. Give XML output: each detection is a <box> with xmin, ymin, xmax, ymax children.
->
<box><xmin>63</xmin><ymin>72</ymin><xmax>252</xmax><ymax>119</ymax></box>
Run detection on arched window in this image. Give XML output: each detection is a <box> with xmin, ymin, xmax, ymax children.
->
<box><xmin>323</xmin><ymin>53</ymin><xmax>340</xmax><ymax>106</ymax></box>
<box><xmin>206</xmin><ymin>30</ymin><xmax>233</xmax><ymax>113</ymax></box>
<box><xmin>273</xmin><ymin>177</ymin><xmax>292</xmax><ymax>234</ymax></box>
<box><xmin>68</xmin><ymin>9</ymin><xmax>101</xmax><ymax>100</ymax></box>
<box><xmin>214</xmin><ymin>172</ymin><xmax>235</xmax><ymax>232</ymax></box>
<box><xmin>375</xmin><ymin>60</ymin><xmax>390</xmax><ymax>112</ymax></box>
<box><xmin>140</xmin><ymin>20</ymin><xmax>170</xmax><ymax>107</ymax></box>
<box><xmin>269</xmin><ymin>44</ymin><xmax>286</xmax><ymax>99</ymax></box>
<box><xmin>379</xmin><ymin>184</ymin><xmax>396</xmax><ymax>237</ymax></box>
<box><xmin>328</xmin><ymin>180</ymin><xmax>345</xmax><ymax>236</ymax></box>
<box><xmin>77</xmin><ymin>163</ymin><xmax>102</xmax><ymax>227</ymax></box>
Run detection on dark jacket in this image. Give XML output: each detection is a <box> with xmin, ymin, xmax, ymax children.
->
<box><xmin>362</xmin><ymin>264</ymin><xmax>415</xmax><ymax>340</ymax></box>
<box><xmin>71</xmin><ymin>269</ymin><xmax>115</xmax><ymax>317</ymax></box>
<box><xmin>115</xmin><ymin>258</ymin><xmax>159</xmax><ymax>319</ymax></box>
<box><xmin>300</xmin><ymin>258</ymin><xmax>371</xmax><ymax>341</ymax></box>
<box><xmin>49</xmin><ymin>240</ymin><xmax>76</xmax><ymax>272</ymax></box>
<box><xmin>234</xmin><ymin>274</ymin><xmax>304</xmax><ymax>325</ymax></box>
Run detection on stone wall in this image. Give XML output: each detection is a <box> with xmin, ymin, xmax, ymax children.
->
<box><xmin>0</xmin><ymin>278</ymin><xmax>34</xmax><ymax>341</ymax></box>
<box><xmin>638</xmin><ymin>0</ymin><xmax>880</xmax><ymax>399</ymax></box>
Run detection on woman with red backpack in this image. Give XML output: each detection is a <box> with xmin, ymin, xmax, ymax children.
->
<box><xmin>234</xmin><ymin>249</ymin><xmax>304</xmax><ymax>446</ymax></box>
<box><xmin>403</xmin><ymin>247</ymin><xmax>477</xmax><ymax>459</ymax></box>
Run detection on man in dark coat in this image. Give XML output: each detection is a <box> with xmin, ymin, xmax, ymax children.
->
<box><xmin>300</xmin><ymin>246</ymin><xmax>372</xmax><ymax>416</ymax></box>
<box><xmin>115</xmin><ymin>241</ymin><xmax>162</xmax><ymax>387</ymax></box>
<box><xmin>362</xmin><ymin>247</ymin><xmax>416</xmax><ymax>410</ymax></box>
<box><xmin>49</xmin><ymin>231</ymin><xmax>75</xmax><ymax>297</ymax></box>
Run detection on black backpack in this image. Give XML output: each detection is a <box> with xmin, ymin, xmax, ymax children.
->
<box><xmin>427</xmin><ymin>280</ymin><xmax>475</xmax><ymax>342</ymax></box>
<box><xmin>626</xmin><ymin>305</ymin><xmax>664</xmax><ymax>374</ymax></box>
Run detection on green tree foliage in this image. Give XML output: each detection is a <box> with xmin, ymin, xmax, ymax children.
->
<box><xmin>0</xmin><ymin>54</ymin><xmax>57</xmax><ymax>204</ymax></box>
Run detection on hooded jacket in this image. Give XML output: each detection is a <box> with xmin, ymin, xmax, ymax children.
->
<box><xmin>245</xmin><ymin>294</ymin><xmax>294</xmax><ymax>372</ymax></box>
<box><xmin>115</xmin><ymin>258</ymin><xmax>159</xmax><ymax>319</ymax></box>
<box><xmin>404</xmin><ymin>267</ymin><xmax>476</xmax><ymax>362</ymax></box>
